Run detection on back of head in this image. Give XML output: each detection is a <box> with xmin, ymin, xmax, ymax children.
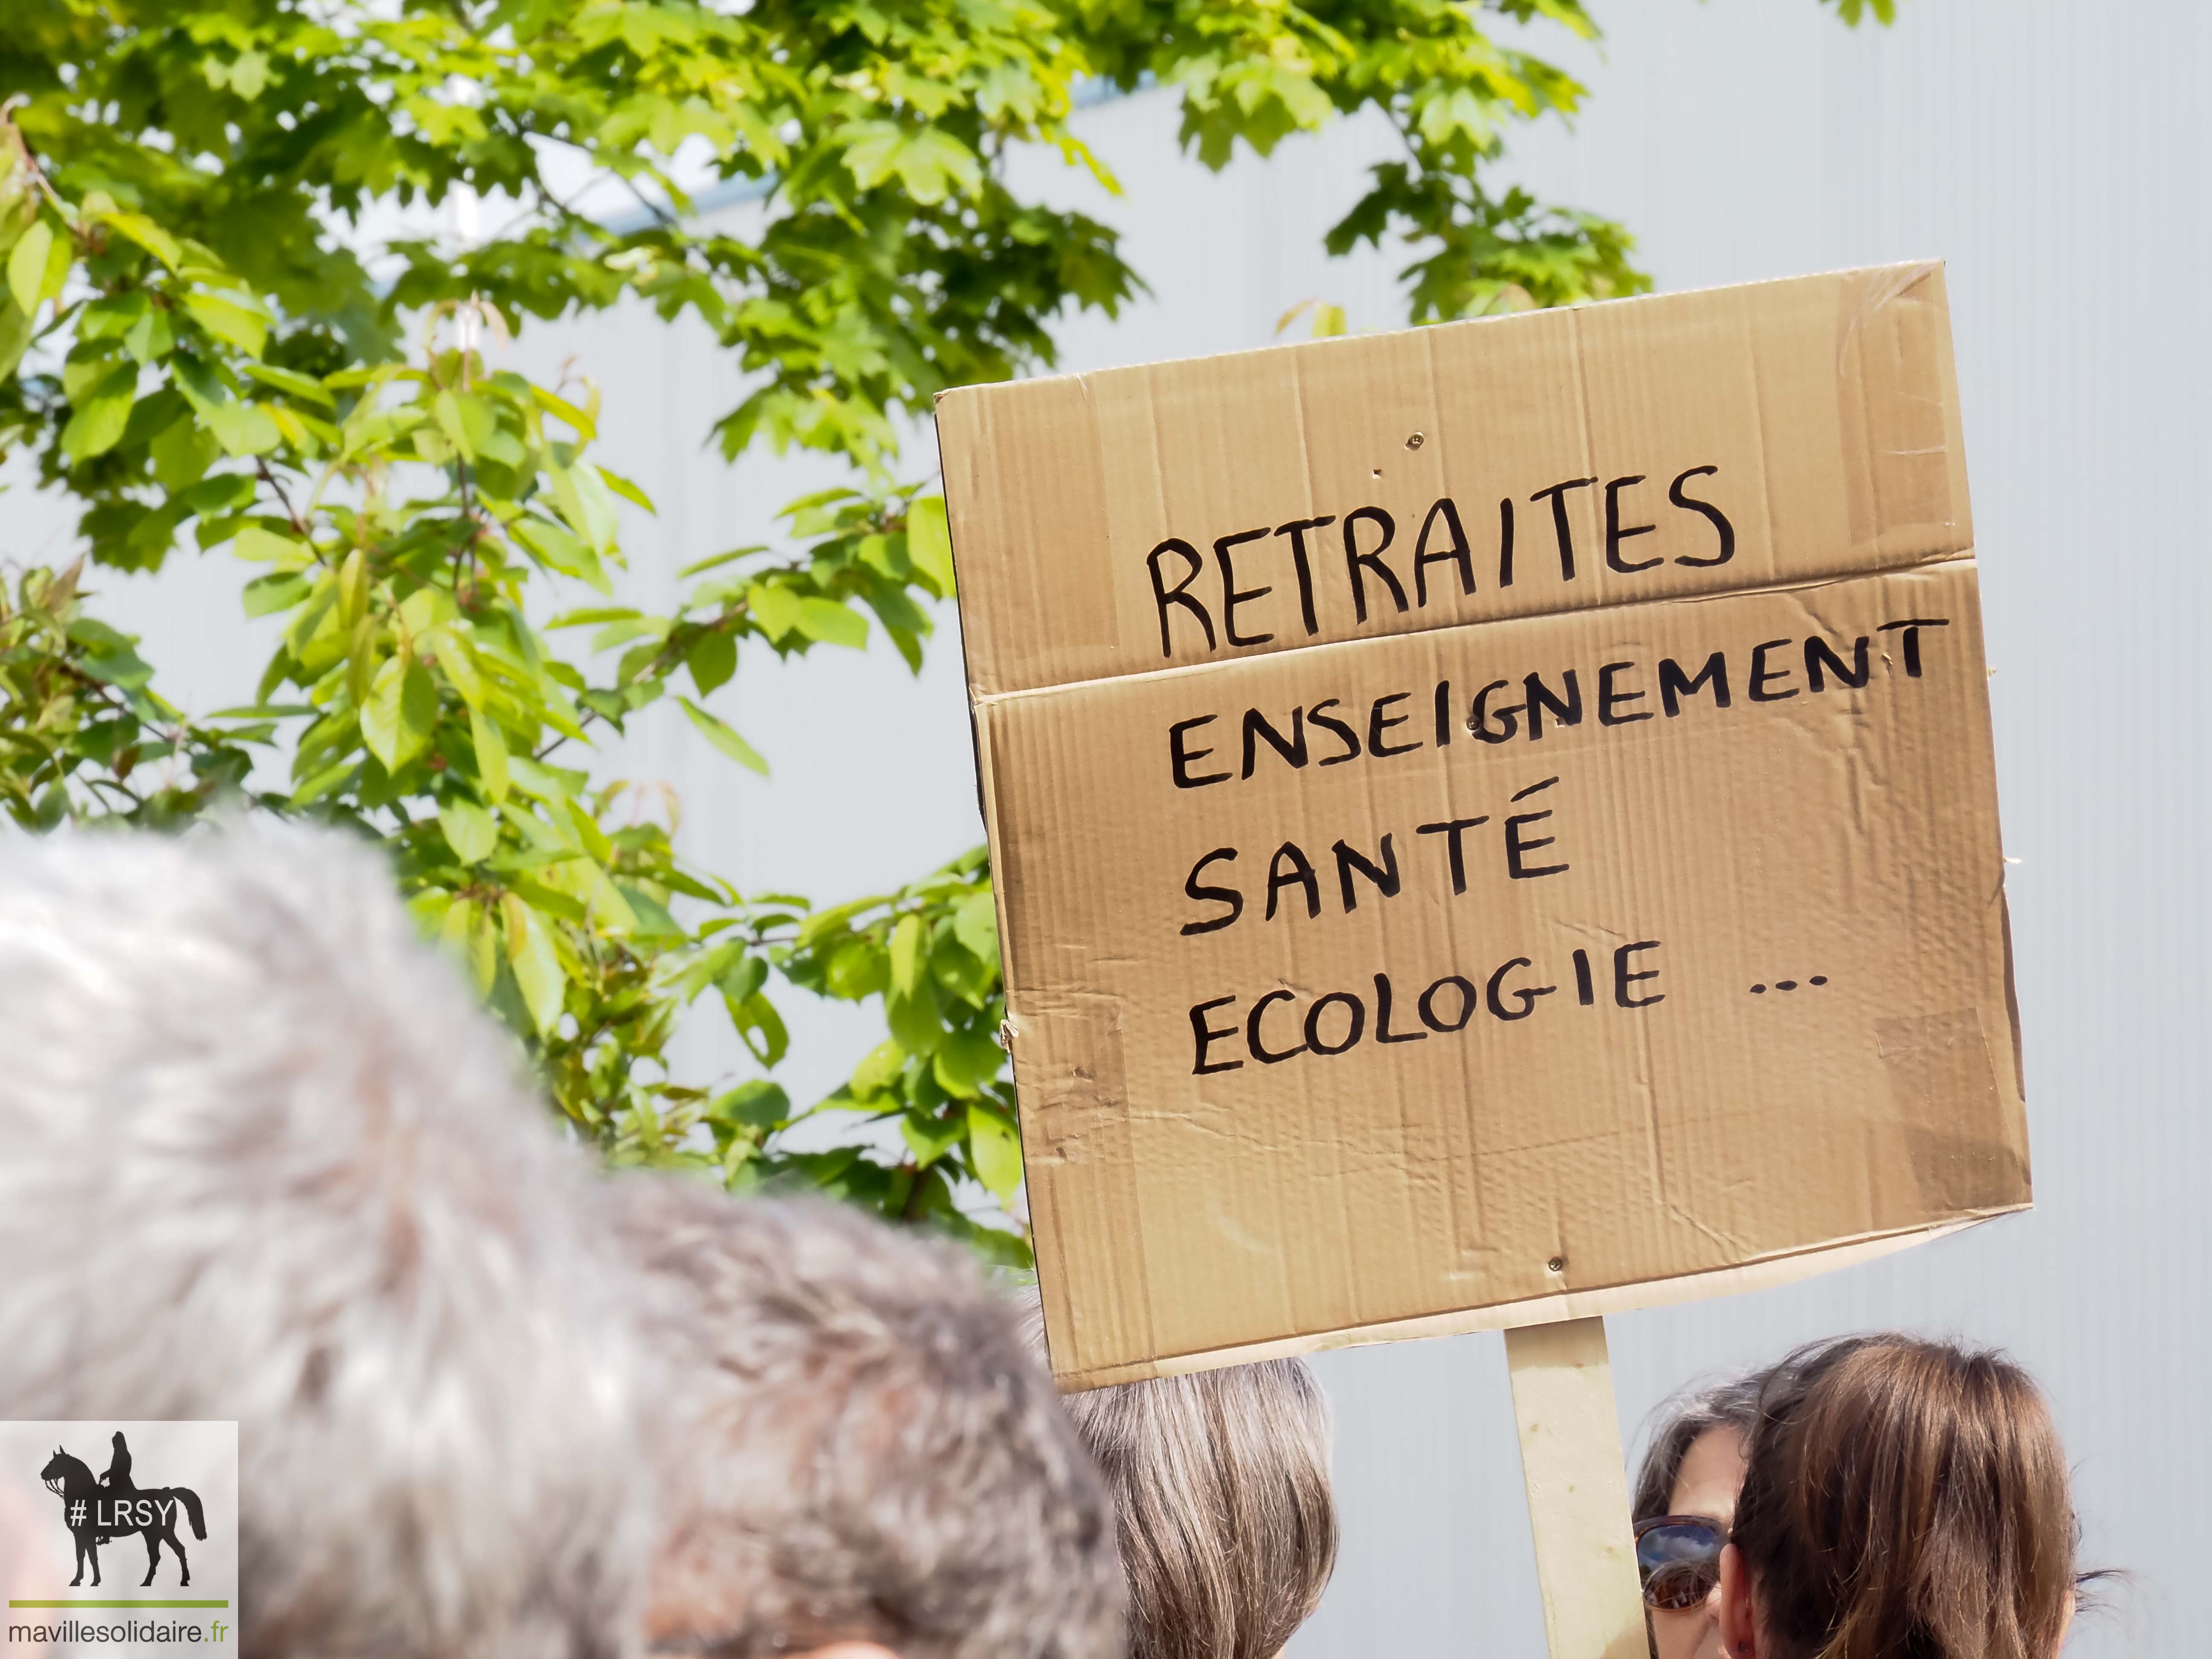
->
<box><xmin>1026</xmin><ymin>1305</ymin><xmax>1336</xmax><ymax>1659</ymax></box>
<box><xmin>0</xmin><ymin>826</ymin><xmax>650</xmax><ymax>1659</ymax></box>
<box><xmin>608</xmin><ymin>1178</ymin><xmax>1124</xmax><ymax>1659</ymax></box>
<box><xmin>1730</xmin><ymin>1333</ymin><xmax>2076</xmax><ymax>1659</ymax></box>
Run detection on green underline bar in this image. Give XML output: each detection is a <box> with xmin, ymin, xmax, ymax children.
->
<box><xmin>8</xmin><ymin>1599</ymin><xmax>230</xmax><ymax>1608</ymax></box>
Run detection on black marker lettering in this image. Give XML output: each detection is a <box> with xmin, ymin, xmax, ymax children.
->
<box><xmin>1147</xmin><ymin>538</ymin><xmax>1214</xmax><ymax>656</ymax></box>
<box><xmin>1659</xmin><ymin>652</ymin><xmax>1731</xmax><ymax>716</ymax></box>
<box><xmin>1416</xmin><ymin>815</ymin><xmax>1490</xmax><ymax>894</ymax></box>
<box><xmin>1528</xmin><ymin>477</ymin><xmax>1596</xmax><ymax>580</ymax></box>
<box><xmin>1598</xmin><ymin>660</ymin><xmax>1652</xmax><ymax>725</ymax></box>
<box><xmin>1419</xmin><ymin>975</ymin><xmax>1478</xmax><ymax>1033</ymax></box>
<box><xmin>1368</xmin><ymin>692</ymin><xmax>1420</xmax><ymax>757</ymax></box>
<box><xmin>1468</xmin><ymin>680</ymin><xmax>1521</xmax><ymax>744</ymax></box>
<box><xmin>1272</xmin><ymin>516</ymin><xmax>1333</xmax><ymax>636</ymax></box>
<box><xmin>1190</xmin><ymin>995</ymin><xmax>1243</xmax><ymax>1074</ymax></box>
<box><xmin>1342</xmin><ymin>506</ymin><xmax>1406</xmax><ymax>623</ymax></box>
<box><xmin>1264</xmin><ymin>842</ymin><xmax>1321</xmax><ymax>921</ymax></box>
<box><xmin>1604</xmin><ymin>475</ymin><xmax>1659</xmax><ymax>573</ymax></box>
<box><xmin>1180</xmin><ymin>847</ymin><xmax>1243</xmax><ymax>936</ymax></box>
<box><xmin>1332</xmin><ymin>834</ymin><xmax>1402</xmax><ymax>912</ymax></box>
<box><xmin>1877</xmin><ymin>616</ymin><xmax>1951</xmax><ymax>676</ymax></box>
<box><xmin>1240</xmin><ymin>706</ymin><xmax>1308</xmax><ymax>778</ymax></box>
<box><xmin>1247</xmin><ymin>990</ymin><xmax>1307</xmax><ymax>1064</ymax></box>
<box><xmin>1749</xmin><ymin>638</ymin><xmax>1798</xmax><ymax>701</ymax></box>
<box><xmin>1614</xmin><ymin>940</ymin><xmax>1665</xmax><ymax>1008</ymax></box>
<box><xmin>1522</xmin><ymin>668</ymin><xmax>1583</xmax><ymax>739</ymax></box>
<box><xmin>1804</xmin><ymin>634</ymin><xmax>1871</xmax><ymax>693</ymax></box>
<box><xmin>1304</xmin><ymin>991</ymin><xmax>1366</xmax><ymax>1057</ymax></box>
<box><xmin>1374</xmin><ymin>973</ymin><xmax>1427</xmax><ymax>1043</ymax></box>
<box><xmin>1308</xmin><ymin>699</ymin><xmax>1362</xmax><ymax>765</ymax></box>
<box><xmin>1487</xmin><ymin>958</ymin><xmax>1556</xmax><ymax>1021</ymax></box>
<box><xmin>1169</xmin><ymin>715</ymin><xmax>1229</xmax><ymax>788</ymax></box>
<box><xmin>1213</xmin><ymin>527</ymin><xmax>1273</xmax><ymax>647</ymax></box>
<box><xmin>1412</xmin><ymin>496</ymin><xmax>1476</xmax><ymax>606</ymax></box>
<box><xmin>1505</xmin><ymin>811</ymin><xmax>1569</xmax><ymax>879</ymax></box>
<box><xmin>1668</xmin><ymin>466</ymin><xmax>1735</xmax><ymax>566</ymax></box>
<box><xmin>1572</xmin><ymin>949</ymin><xmax>1596</xmax><ymax>1006</ymax></box>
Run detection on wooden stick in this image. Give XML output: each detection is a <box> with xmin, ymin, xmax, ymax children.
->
<box><xmin>1504</xmin><ymin>1315</ymin><xmax>1648</xmax><ymax>1659</ymax></box>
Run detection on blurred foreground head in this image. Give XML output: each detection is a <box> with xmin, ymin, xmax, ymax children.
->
<box><xmin>609</xmin><ymin>1179</ymin><xmax>1124</xmax><ymax>1659</ymax></box>
<box><xmin>1020</xmin><ymin>1305</ymin><xmax>1336</xmax><ymax>1659</ymax></box>
<box><xmin>1721</xmin><ymin>1333</ymin><xmax>2081</xmax><ymax>1659</ymax></box>
<box><xmin>0</xmin><ymin>826</ymin><xmax>650</xmax><ymax>1659</ymax></box>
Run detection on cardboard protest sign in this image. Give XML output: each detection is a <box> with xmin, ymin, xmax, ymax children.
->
<box><xmin>937</xmin><ymin>264</ymin><xmax>2028</xmax><ymax>1390</ymax></box>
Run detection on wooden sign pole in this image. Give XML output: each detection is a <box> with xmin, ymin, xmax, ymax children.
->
<box><xmin>1504</xmin><ymin>1316</ymin><xmax>1648</xmax><ymax>1659</ymax></box>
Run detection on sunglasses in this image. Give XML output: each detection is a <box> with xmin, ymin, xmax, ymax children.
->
<box><xmin>1634</xmin><ymin>1514</ymin><xmax>1728</xmax><ymax>1612</ymax></box>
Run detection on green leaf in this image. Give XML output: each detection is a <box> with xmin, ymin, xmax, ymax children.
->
<box><xmin>182</xmin><ymin>292</ymin><xmax>270</xmax><ymax>358</ymax></box>
<box><xmin>202</xmin><ymin>401</ymin><xmax>283</xmax><ymax>457</ymax></box>
<box><xmin>795</xmin><ymin>597</ymin><xmax>868</xmax><ymax>649</ymax></box>
<box><xmin>966</xmin><ymin>1105</ymin><xmax>1025</xmax><ymax>1199</ymax></box>
<box><xmin>906</xmin><ymin>495</ymin><xmax>954</xmax><ymax>596</ymax></box>
<box><xmin>60</xmin><ymin>364</ymin><xmax>136</xmax><ymax>461</ymax></box>
<box><xmin>725</xmin><ymin>990</ymin><xmax>789</xmax><ymax>1067</ymax></box>
<box><xmin>471</xmin><ymin>707</ymin><xmax>511</xmax><ymax>803</ymax></box>
<box><xmin>952</xmin><ymin>890</ymin><xmax>1000</xmax><ymax>968</ymax></box>
<box><xmin>886</xmin><ymin>975</ymin><xmax>943</xmax><ymax>1055</ymax></box>
<box><xmin>902</xmin><ymin>1109</ymin><xmax>966</xmax><ymax>1167</ymax></box>
<box><xmin>511</xmin><ymin>516</ymin><xmax>609</xmax><ymax>593</ymax></box>
<box><xmin>678</xmin><ymin>696</ymin><xmax>768</xmax><ymax>774</ymax></box>
<box><xmin>0</xmin><ymin>297</ymin><xmax>31</xmax><ymax>381</ymax></box>
<box><xmin>100</xmin><ymin>210</ymin><xmax>180</xmax><ymax>271</ymax></box>
<box><xmin>233</xmin><ymin>525</ymin><xmax>306</xmax><ymax>565</ymax></box>
<box><xmin>529</xmin><ymin>384</ymin><xmax>597</xmax><ymax>440</ymax></box>
<box><xmin>889</xmin><ymin>912</ymin><xmax>926</xmax><ymax>998</ymax></box>
<box><xmin>241</xmin><ymin>361</ymin><xmax>335</xmax><ymax>408</ymax></box>
<box><xmin>440</xmin><ymin>797</ymin><xmax>499</xmax><ymax>864</ymax></box>
<box><xmin>708</xmin><ymin>1080</ymin><xmax>792</xmax><ymax>1134</ymax></box>
<box><xmin>503</xmin><ymin>895</ymin><xmax>567</xmax><ymax>1037</ymax></box>
<box><xmin>123</xmin><ymin>305</ymin><xmax>174</xmax><ymax>364</ymax></box>
<box><xmin>595</xmin><ymin>464</ymin><xmax>655</xmax><ymax>512</ymax></box>
<box><xmin>7</xmin><ymin>221</ymin><xmax>53</xmax><ymax>316</ymax></box>
<box><xmin>362</xmin><ymin>656</ymin><xmax>438</xmax><ymax>771</ymax></box>
<box><xmin>934</xmin><ymin>1024</ymin><xmax>1007</xmax><ymax>1097</ymax></box>
<box><xmin>687</xmin><ymin>628</ymin><xmax>736</xmax><ymax>695</ymax></box>
<box><xmin>242</xmin><ymin>571</ymin><xmax>312</xmax><ymax>616</ymax></box>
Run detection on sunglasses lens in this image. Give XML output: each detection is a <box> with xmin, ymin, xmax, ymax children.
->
<box><xmin>1636</xmin><ymin>1520</ymin><xmax>1725</xmax><ymax>1612</ymax></box>
<box><xmin>1643</xmin><ymin>1559</ymin><xmax>1720</xmax><ymax>1611</ymax></box>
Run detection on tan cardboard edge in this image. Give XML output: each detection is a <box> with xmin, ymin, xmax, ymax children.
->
<box><xmin>1052</xmin><ymin>1210</ymin><xmax>2020</xmax><ymax>1391</ymax></box>
<box><xmin>936</xmin><ymin>259</ymin><xmax>1953</xmax><ymax>408</ymax></box>
<box><xmin>976</xmin><ymin>549</ymin><xmax>1982</xmax><ymax>713</ymax></box>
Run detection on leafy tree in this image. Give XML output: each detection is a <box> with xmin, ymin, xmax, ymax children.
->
<box><xmin>0</xmin><ymin>0</ymin><xmax>1892</xmax><ymax>1261</ymax></box>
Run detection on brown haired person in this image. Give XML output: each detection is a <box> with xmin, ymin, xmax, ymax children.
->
<box><xmin>1717</xmin><ymin>1334</ymin><xmax>2087</xmax><ymax>1659</ymax></box>
<box><xmin>1022</xmin><ymin>1303</ymin><xmax>1338</xmax><ymax>1659</ymax></box>
<box><xmin>1631</xmin><ymin>1370</ymin><xmax>1770</xmax><ymax>1659</ymax></box>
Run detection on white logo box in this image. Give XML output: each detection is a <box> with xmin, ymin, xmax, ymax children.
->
<box><xmin>0</xmin><ymin>1422</ymin><xmax>237</xmax><ymax>1655</ymax></box>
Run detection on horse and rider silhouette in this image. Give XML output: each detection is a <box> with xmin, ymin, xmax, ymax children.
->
<box><xmin>38</xmin><ymin>1432</ymin><xmax>207</xmax><ymax>1588</ymax></box>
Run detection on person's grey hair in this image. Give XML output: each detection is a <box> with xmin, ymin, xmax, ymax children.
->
<box><xmin>1017</xmin><ymin>1303</ymin><xmax>1336</xmax><ymax>1659</ymax></box>
<box><xmin>1631</xmin><ymin>1367</ymin><xmax>1773</xmax><ymax>1521</ymax></box>
<box><xmin>607</xmin><ymin>1177</ymin><xmax>1125</xmax><ymax>1659</ymax></box>
<box><xmin>0</xmin><ymin>825</ymin><xmax>652</xmax><ymax>1659</ymax></box>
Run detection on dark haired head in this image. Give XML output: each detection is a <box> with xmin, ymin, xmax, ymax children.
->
<box><xmin>1727</xmin><ymin>1333</ymin><xmax>2080</xmax><ymax>1659</ymax></box>
<box><xmin>1633</xmin><ymin>1368</ymin><xmax>1770</xmax><ymax>1521</ymax></box>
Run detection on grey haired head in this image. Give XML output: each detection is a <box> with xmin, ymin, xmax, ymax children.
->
<box><xmin>0</xmin><ymin>824</ymin><xmax>652</xmax><ymax>1659</ymax></box>
<box><xmin>609</xmin><ymin>1176</ymin><xmax>1126</xmax><ymax>1659</ymax></box>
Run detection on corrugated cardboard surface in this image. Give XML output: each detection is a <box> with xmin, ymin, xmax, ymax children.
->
<box><xmin>938</xmin><ymin>265</ymin><xmax>2028</xmax><ymax>1389</ymax></box>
